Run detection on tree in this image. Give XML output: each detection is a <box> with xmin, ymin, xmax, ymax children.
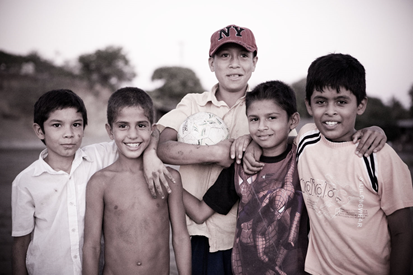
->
<box><xmin>150</xmin><ymin>66</ymin><xmax>204</xmax><ymax>113</ymax></box>
<box><xmin>78</xmin><ymin>46</ymin><xmax>136</xmax><ymax>90</ymax></box>
<box><xmin>409</xmin><ymin>84</ymin><xmax>413</xmax><ymax>117</ymax></box>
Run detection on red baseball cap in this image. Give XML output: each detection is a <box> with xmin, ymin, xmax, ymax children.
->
<box><xmin>209</xmin><ymin>24</ymin><xmax>257</xmax><ymax>57</ymax></box>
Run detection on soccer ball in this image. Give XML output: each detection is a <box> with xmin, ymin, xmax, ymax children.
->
<box><xmin>178</xmin><ymin>112</ymin><xmax>229</xmax><ymax>145</ymax></box>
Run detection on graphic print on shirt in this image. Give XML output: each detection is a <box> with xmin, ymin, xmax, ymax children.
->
<box><xmin>232</xmin><ymin>156</ymin><xmax>304</xmax><ymax>275</ymax></box>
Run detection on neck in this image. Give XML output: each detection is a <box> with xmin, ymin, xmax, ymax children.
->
<box><xmin>115</xmin><ymin>154</ymin><xmax>144</xmax><ymax>173</ymax></box>
<box><xmin>44</xmin><ymin>154</ymin><xmax>74</xmax><ymax>174</ymax></box>
<box><xmin>216</xmin><ymin>86</ymin><xmax>246</xmax><ymax>108</ymax></box>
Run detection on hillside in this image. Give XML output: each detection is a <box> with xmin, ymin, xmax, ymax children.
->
<box><xmin>0</xmin><ymin>51</ymin><xmax>111</xmax><ymax>148</ymax></box>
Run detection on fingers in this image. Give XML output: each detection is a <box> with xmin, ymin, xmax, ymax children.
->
<box><xmin>242</xmin><ymin>153</ymin><xmax>264</xmax><ymax>174</ymax></box>
<box><xmin>243</xmin><ymin>158</ymin><xmax>264</xmax><ymax>174</ymax></box>
<box><xmin>355</xmin><ymin>132</ymin><xmax>386</xmax><ymax>157</ymax></box>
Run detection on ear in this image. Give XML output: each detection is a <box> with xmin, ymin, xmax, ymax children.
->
<box><xmin>33</xmin><ymin>123</ymin><xmax>45</xmax><ymax>140</ymax></box>
<box><xmin>356</xmin><ymin>97</ymin><xmax>368</xmax><ymax>115</ymax></box>
<box><xmin>289</xmin><ymin>112</ymin><xmax>300</xmax><ymax>132</ymax></box>
<box><xmin>105</xmin><ymin>123</ymin><xmax>114</xmax><ymax>140</ymax></box>
<box><xmin>252</xmin><ymin>56</ymin><xmax>258</xmax><ymax>72</ymax></box>
<box><xmin>305</xmin><ymin>99</ymin><xmax>314</xmax><ymax>116</ymax></box>
<box><xmin>208</xmin><ymin>56</ymin><xmax>215</xmax><ymax>72</ymax></box>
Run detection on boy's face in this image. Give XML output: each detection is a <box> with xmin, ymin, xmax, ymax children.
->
<box><xmin>209</xmin><ymin>43</ymin><xmax>257</xmax><ymax>95</ymax></box>
<box><xmin>106</xmin><ymin>106</ymin><xmax>153</xmax><ymax>159</ymax></box>
<box><xmin>305</xmin><ymin>86</ymin><xmax>367</xmax><ymax>142</ymax></box>
<box><xmin>33</xmin><ymin>107</ymin><xmax>84</xmax><ymax>160</ymax></box>
<box><xmin>247</xmin><ymin>99</ymin><xmax>299</xmax><ymax>157</ymax></box>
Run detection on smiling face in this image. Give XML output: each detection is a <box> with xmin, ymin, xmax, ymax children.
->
<box><xmin>306</xmin><ymin>86</ymin><xmax>367</xmax><ymax>142</ymax></box>
<box><xmin>209</xmin><ymin>43</ymin><xmax>257</xmax><ymax>97</ymax></box>
<box><xmin>106</xmin><ymin>106</ymin><xmax>153</xmax><ymax>159</ymax></box>
<box><xmin>247</xmin><ymin>99</ymin><xmax>298</xmax><ymax>157</ymax></box>
<box><xmin>33</xmin><ymin>107</ymin><xmax>84</xmax><ymax>164</ymax></box>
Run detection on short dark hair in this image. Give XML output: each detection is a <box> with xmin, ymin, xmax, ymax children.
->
<box><xmin>107</xmin><ymin>87</ymin><xmax>154</xmax><ymax>126</ymax></box>
<box><xmin>34</xmin><ymin>89</ymin><xmax>88</xmax><ymax>133</ymax></box>
<box><xmin>306</xmin><ymin>53</ymin><xmax>366</xmax><ymax>105</ymax></box>
<box><xmin>246</xmin><ymin>80</ymin><xmax>297</xmax><ymax>118</ymax></box>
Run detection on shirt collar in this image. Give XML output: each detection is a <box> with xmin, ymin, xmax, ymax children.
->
<box><xmin>201</xmin><ymin>83</ymin><xmax>250</xmax><ymax>107</ymax></box>
<box><xmin>33</xmin><ymin>148</ymin><xmax>92</xmax><ymax>176</ymax></box>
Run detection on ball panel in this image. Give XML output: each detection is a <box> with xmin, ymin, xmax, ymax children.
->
<box><xmin>177</xmin><ymin>112</ymin><xmax>229</xmax><ymax>145</ymax></box>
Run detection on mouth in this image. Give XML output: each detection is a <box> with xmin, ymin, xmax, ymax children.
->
<box><xmin>227</xmin><ymin>74</ymin><xmax>243</xmax><ymax>79</ymax></box>
<box><xmin>257</xmin><ymin>134</ymin><xmax>273</xmax><ymax>140</ymax></box>
<box><xmin>62</xmin><ymin>143</ymin><xmax>76</xmax><ymax>149</ymax></box>
<box><xmin>124</xmin><ymin>142</ymin><xmax>142</xmax><ymax>149</ymax></box>
<box><xmin>324</xmin><ymin>121</ymin><xmax>338</xmax><ymax>127</ymax></box>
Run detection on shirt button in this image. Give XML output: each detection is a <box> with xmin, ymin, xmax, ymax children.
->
<box><xmin>74</xmin><ymin>255</ymin><xmax>78</xmax><ymax>259</ymax></box>
<box><xmin>72</xmin><ymin>228</ymin><xmax>76</xmax><ymax>232</ymax></box>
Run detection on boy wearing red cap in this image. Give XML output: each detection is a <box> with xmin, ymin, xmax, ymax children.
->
<box><xmin>157</xmin><ymin>24</ymin><xmax>258</xmax><ymax>274</ymax></box>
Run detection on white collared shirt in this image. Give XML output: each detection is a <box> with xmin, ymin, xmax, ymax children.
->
<box><xmin>12</xmin><ymin>141</ymin><xmax>118</xmax><ymax>275</ymax></box>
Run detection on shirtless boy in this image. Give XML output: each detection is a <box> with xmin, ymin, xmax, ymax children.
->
<box><xmin>82</xmin><ymin>87</ymin><xmax>191</xmax><ymax>275</ymax></box>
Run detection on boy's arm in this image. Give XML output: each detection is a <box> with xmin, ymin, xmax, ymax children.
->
<box><xmin>12</xmin><ymin>234</ymin><xmax>31</xmax><ymax>275</ymax></box>
<box><xmin>158</xmin><ymin>127</ymin><xmax>234</xmax><ymax>168</ymax></box>
<box><xmin>143</xmin><ymin>128</ymin><xmax>174</xmax><ymax>199</ymax></box>
<box><xmin>183</xmin><ymin>189</ymin><xmax>215</xmax><ymax>224</ymax></box>
<box><xmin>167</xmin><ymin>168</ymin><xmax>191</xmax><ymax>275</ymax></box>
<box><xmin>82</xmin><ymin>174</ymin><xmax>105</xmax><ymax>275</ymax></box>
<box><xmin>352</xmin><ymin>126</ymin><xmax>387</xmax><ymax>157</ymax></box>
<box><xmin>387</xmin><ymin>207</ymin><xmax>413</xmax><ymax>275</ymax></box>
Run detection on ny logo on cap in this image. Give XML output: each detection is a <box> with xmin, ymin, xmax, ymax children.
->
<box><xmin>218</xmin><ymin>26</ymin><xmax>245</xmax><ymax>40</ymax></box>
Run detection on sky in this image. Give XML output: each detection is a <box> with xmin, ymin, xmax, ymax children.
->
<box><xmin>1</xmin><ymin>0</ymin><xmax>413</xmax><ymax>108</ymax></box>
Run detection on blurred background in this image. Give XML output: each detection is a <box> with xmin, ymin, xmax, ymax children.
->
<box><xmin>0</xmin><ymin>0</ymin><xmax>412</xmax><ymax>273</ymax></box>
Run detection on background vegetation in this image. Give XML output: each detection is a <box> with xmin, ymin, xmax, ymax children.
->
<box><xmin>0</xmin><ymin>46</ymin><xmax>412</xmax><ymax>149</ymax></box>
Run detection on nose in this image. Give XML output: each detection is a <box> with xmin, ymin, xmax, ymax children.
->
<box><xmin>128</xmin><ymin>127</ymin><xmax>139</xmax><ymax>139</ymax></box>
<box><xmin>258</xmin><ymin>120</ymin><xmax>268</xmax><ymax>131</ymax></box>
<box><xmin>325</xmin><ymin>103</ymin><xmax>337</xmax><ymax>116</ymax></box>
<box><xmin>229</xmin><ymin>55</ymin><xmax>240</xmax><ymax>68</ymax></box>
<box><xmin>63</xmin><ymin>126</ymin><xmax>74</xmax><ymax>138</ymax></box>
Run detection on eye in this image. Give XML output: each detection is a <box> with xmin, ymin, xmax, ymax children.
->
<box><xmin>337</xmin><ymin>100</ymin><xmax>347</xmax><ymax>105</ymax></box>
<box><xmin>268</xmin><ymin>116</ymin><xmax>277</xmax><ymax>120</ymax></box>
<box><xmin>118</xmin><ymin>124</ymin><xmax>127</xmax><ymax>129</ymax></box>
<box><xmin>51</xmin><ymin>123</ymin><xmax>61</xmax><ymax>128</ymax></box>
<box><xmin>220</xmin><ymin>53</ymin><xmax>229</xmax><ymax>58</ymax></box>
<box><xmin>138</xmin><ymin>123</ymin><xmax>147</xmax><ymax>128</ymax></box>
<box><xmin>73</xmin><ymin>122</ymin><xmax>83</xmax><ymax>128</ymax></box>
<box><xmin>315</xmin><ymin>99</ymin><xmax>325</xmax><ymax>105</ymax></box>
<box><xmin>249</xmin><ymin>117</ymin><xmax>258</xmax><ymax>122</ymax></box>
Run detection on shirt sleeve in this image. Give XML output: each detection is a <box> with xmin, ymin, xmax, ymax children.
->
<box><xmin>203</xmin><ymin>164</ymin><xmax>238</xmax><ymax>215</ymax></box>
<box><xmin>12</xmin><ymin>174</ymin><xmax>35</xmax><ymax>236</ymax></box>
<box><xmin>156</xmin><ymin>94</ymin><xmax>197</xmax><ymax>132</ymax></box>
<box><xmin>377</xmin><ymin>145</ymin><xmax>413</xmax><ymax>215</ymax></box>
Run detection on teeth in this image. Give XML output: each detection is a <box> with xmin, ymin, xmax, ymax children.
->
<box><xmin>325</xmin><ymin>121</ymin><xmax>337</xmax><ymax>126</ymax></box>
<box><xmin>126</xmin><ymin>143</ymin><xmax>141</xmax><ymax>147</ymax></box>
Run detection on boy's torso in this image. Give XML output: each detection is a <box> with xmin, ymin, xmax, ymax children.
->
<box><xmin>100</xmin><ymin>164</ymin><xmax>171</xmax><ymax>274</ymax></box>
<box><xmin>11</xmin><ymin>142</ymin><xmax>118</xmax><ymax>274</ymax></box>
<box><xmin>296</xmin><ymin>123</ymin><xmax>413</xmax><ymax>274</ymax></box>
<box><xmin>231</xmin><ymin>144</ymin><xmax>308</xmax><ymax>275</ymax></box>
<box><xmin>157</xmin><ymin>86</ymin><xmax>250</xmax><ymax>252</ymax></box>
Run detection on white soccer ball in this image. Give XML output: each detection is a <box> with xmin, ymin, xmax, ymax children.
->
<box><xmin>178</xmin><ymin>112</ymin><xmax>229</xmax><ymax>145</ymax></box>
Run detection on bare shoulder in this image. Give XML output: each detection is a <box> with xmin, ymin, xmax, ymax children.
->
<box><xmin>87</xmin><ymin>164</ymin><xmax>117</xmax><ymax>189</ymax></box>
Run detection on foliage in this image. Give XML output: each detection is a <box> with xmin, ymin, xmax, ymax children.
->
<box><xmin>78</xmin><ymin>46</ymin><xmax>136</xmax><ymax>91</ymax></box>
<box><xmin>150</xmin><ymin>66</ymin><xmax>204</xmax><ymax>112</ymax></box>
<box><xmin>409</xmin><ymin>84</ymin><xmax>413</xmax><ymax>117</ymax></box>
